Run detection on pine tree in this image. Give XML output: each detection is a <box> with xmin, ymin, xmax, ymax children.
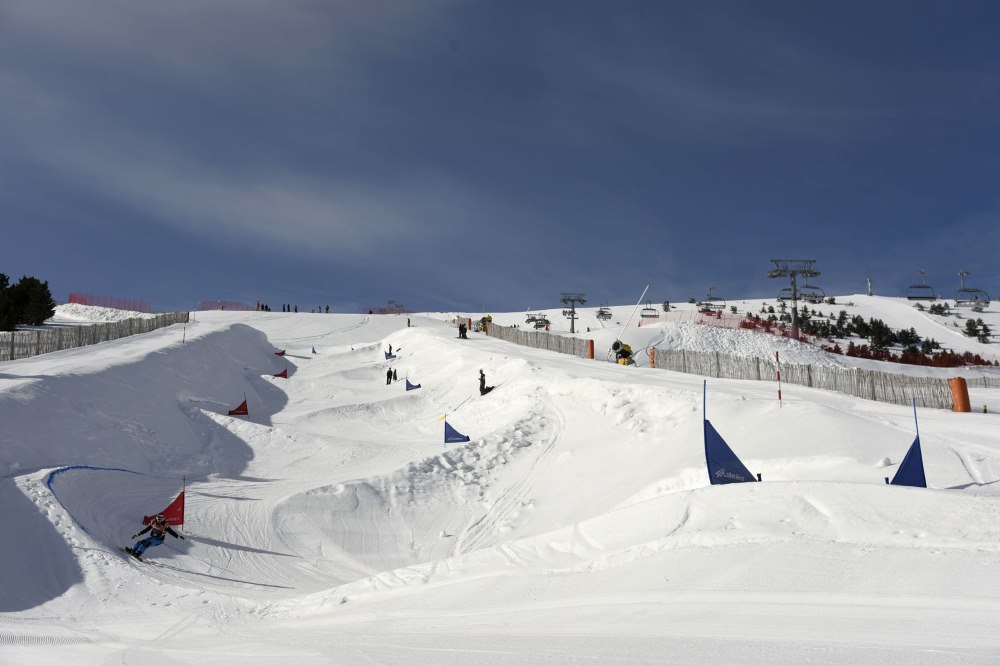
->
<box><xmin>964</xmin><ymin>319</ymin><xmax>977</xmax><ymax>337</ymax></box>
<box><xmin>0</xmin><ymin>273</ymin><xmax>15</xmax><ymax>331</ymax></box>
<box><xmin>975</xmin><ymin>319</ymin><xmax>991</xmax><ymax>344</ymax></box>
<box><xmin>9</xmin><ymin>276</ymin><xmax>55</xmax><ymax>326</ymax></box>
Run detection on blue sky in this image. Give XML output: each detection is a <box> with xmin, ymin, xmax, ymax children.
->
<box><xmin>2</xmin><ymin>1</ymin><xmax>998</xmax><ymax>313</ymax></box>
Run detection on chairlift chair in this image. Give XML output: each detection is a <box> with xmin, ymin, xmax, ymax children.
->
<box><xmin>906</xmin><ymin>271</ymin><xmax>937</xmax><ymax>301</ymax></box>
<box><xmin>799</xmin><ymin>284</ymin><xmax>825</xmax><ymax>304</ymax></box>
<box><xmin>955</xmin><ymin>288</ymin><xmax>991</xmax><ymax>307</ymax></box>
<box><xmin>954</xmin><ymin>271</ymin><xmax>991</xmax><ymax>307</ymax></box>
<box><xmin>776</xmin><ymin>287</ymin><xmax>794</xmax><ymax>302</ymax></box>
<box><xmin>906</xmin><ymin>285</ymin><xmax>937</xmax><ymax>300</ymax></box>
<box><xmin>697</xmin><ymin>287</ymin><xmax>725</xmax><ymax>312</ymax></box>
<box><xmin>639</xmin><ymin>300</ymin><xmax>659</xmax><ymax>318</ymax></box>
<box><xmin>596</xmin><ymin>304</ymin><xmax>612</xmax><ymax>321</ymax></box>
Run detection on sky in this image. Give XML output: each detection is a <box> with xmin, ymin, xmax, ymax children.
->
<box><xmin>2</xmin><ymin>1</ymin><xmax>999</xmax><ymax>313</ymax></box>
<box><xmin>3</xmin><ymin>303</ymin><xmax>1000</xmax><ymax>663</ymax></box>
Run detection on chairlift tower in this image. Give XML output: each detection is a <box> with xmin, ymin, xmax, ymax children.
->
<box><xmin>561</xmin><ymin>292</ymin><xmax>586</xmax><ymax>334</ymax></box>
<box><xmin>766</xmin><ymin>259</ymin><xmax>819</xmax><ymax>340</ymax></box>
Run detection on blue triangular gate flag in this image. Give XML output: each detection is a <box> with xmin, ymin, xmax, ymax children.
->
<box><xmin>890</xmin><ymin>436</ymin><xmax>927</xmax><ymax>488</ymax></box>
<box><xmin>704</xmin><ymin>419</ymin><xmax>757</xmax><ymax>485</ymax></box>
<box><xmin>384</xmin><ymin>352</ymin><xmax>396</xmax><ymax>360</ymax></box>
<box><xmin>406</xmin><ymin>379</ymin><xmax>421</xmax><ymax>391</ymax></box>
<box><xmin>444</xmin><ymin>420</ymin><xmax>470</xmax><ymax>444</ymax></box>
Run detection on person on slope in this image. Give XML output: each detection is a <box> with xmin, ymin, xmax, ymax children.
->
<box><xmin>479</xmin><ymin>369</ymin><xmax>494</xmax><ymax>396</ymax></box>
<box><xmin>127</xmin><ymin>513</ymin><xmax>183</xmax><ymax>561</ymax></box>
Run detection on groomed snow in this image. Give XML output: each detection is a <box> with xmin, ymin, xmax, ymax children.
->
<box><xmin>50</xmin><ymin>303</ymin><xmax>159</xmax><ymax>323</ymax></box>
<box><xmin>2</xmin><ymin>299</ymin><xmax>999</xmax><ymax>664</ymax></box>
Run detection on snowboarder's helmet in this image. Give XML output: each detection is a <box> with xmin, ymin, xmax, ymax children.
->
<box><xmin>155</xmin><ymin>513</ymin><xmax>165</xmax><ymax>523</ymax></box>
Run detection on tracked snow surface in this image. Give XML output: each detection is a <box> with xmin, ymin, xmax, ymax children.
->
<box><xmin>2</xmin><ymin>297</ymin><xmax>1000</xmax><ymax>664</ymax></box>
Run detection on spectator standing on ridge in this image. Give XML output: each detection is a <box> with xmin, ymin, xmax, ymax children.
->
<box><xmin>386</xmin><ymin>368</ymin><xmax>393</xmax><ymax>385</ymax></box>
<box><xmin>393</xmin><ymin>369</ymin><xmax>398</xmax><ymax>382</ymax></box>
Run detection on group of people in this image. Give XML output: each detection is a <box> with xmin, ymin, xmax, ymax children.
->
<box><xmin>276</xmin><ymin>304</ymin><xmax>331</xmax><ymax>313</ymax></box>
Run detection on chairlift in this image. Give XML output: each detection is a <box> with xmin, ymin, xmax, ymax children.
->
<box><xmin>697</xmin><ymin>287</ymin><xmax>725</xmax><ymax>312</ymax></box>
<box><xmin>954</xmin><ymin>271</ymin><xmax>991</xmax><ymax>307</ymax></box>
<box><xmin>526</xmin><ymin>312</ymin><xmax>550</xmax><ymax>327</ymax></box>
<box><xmin>640</xmin><ymin>300</ymin><xmax>659</xmax><ymax>318</ymax></box>
<box><xmin>799</xmin><ymin>283</ymin><xmax>825</xmax><ymax>304</ymax></box>
<box><xmin>905</xmin><ymin>271</ymin><xmax>937</xmax><ymax>301</ymax></box>
<box><xmin>596</xmin><ymin>304</ymin><xmax>612</xmax><ymax>321</ymax></box>
<box><xmin>955</xmin><ymin>290</ymin><xmax>991</xmax><ymax>307</ymax></box>
<box><xmin>776</xmin><ymin>287</ymin><xmax>794</xmax><ymax>302</ymax></box>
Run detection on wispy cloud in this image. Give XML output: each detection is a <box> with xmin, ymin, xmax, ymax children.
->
<box><xmin>0</xmin><ymin>0</ymin><xmax>495</xmax><ymax>257</ymax></box>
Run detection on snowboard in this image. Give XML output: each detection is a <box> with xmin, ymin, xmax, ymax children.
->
<box><xmin>122</xmin><ymin>546</ymin><xmax>143</xmax><ymax>562</ymax></box>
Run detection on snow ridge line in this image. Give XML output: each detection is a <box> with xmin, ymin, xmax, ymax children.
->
<box><xmin>45</xmin><ymin>465</ymin><xmax>144</xmax><ymax>538</ymax></box>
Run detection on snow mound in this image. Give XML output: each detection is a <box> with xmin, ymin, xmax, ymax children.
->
<box><xmin>52</xmin><ymin>303</ymin><xmax>160</xmax><ymax>323</ymax></box>
<box><xmin>651</xmin><ymin>321</ymin><xmax>847</xmax><ymax>367</ymax></box>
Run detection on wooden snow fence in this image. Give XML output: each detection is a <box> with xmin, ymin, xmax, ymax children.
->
<box><xmin>488</xmin><ymin>323</ymin><xmax>968</xmax><ymax>410</ymax></box>
<box><xmin>651</xmin><ymin>348</ymin><xmax>954</xmax><ymax>409</ymax></box>
<box><xmin>1</xmin><ymin>312</ymin><xmax>190</xmax><ymax>362</ymax></box>
<box><xmin>486</xmin><ymin>324</ymin><xmax>591</xmax><ymax>358</ymax></box>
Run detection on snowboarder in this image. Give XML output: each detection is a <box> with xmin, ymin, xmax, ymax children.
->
<box><xmin>126</xmin><ymin>513</ymin><xmax>183</xmax><ymax>561</ymax></box>
<box><xmin>479</xmin><ymin>369</ymin><xmax>494</xmax><ymax>396</ymax></box>
<box><xmin>392</xmin><ymin>369</ymin><xmax>398</xmax><ymax>382</ymax></box>
<box><xmin>386</xmin><ymin>368</ymin><xmax>393</xmax><ymax>385</ymax></box>
<box><xmin>458</xmin><ymin>322</ymin><xmax>468</xmax><ymax>339</ymax></box>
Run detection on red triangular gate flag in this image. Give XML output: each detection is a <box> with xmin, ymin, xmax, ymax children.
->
<box><xmin>274</xmin><ymin>349</ymin><xmax>286</xmax><ymax>356</ymax></box>
<box><xmin>274</xmin><ymin>368</ymin><xmax>288</xmax><ymax>378</ymax></box>
<box><xmin>227</xmin><ymin>399</ymin><xmax>249</xmax><ymax>416</ymax></box>
<box><xmin>142</xmin><ymin>490</ymin><xmax>185</xmax><ymax>528</ymax></box>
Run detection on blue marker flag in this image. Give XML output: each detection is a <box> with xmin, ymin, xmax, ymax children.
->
<box><xmin>444</xmin><ymin>420</ymin><xmax>470</xmax><ymax>444</ymax></box>
<box><xmin>704</xmin><ymin>420</ymin><xmax>757</xmax><ymax>485</ymax></box>
<box><xmin>890</xmin><ymin>436</ymin><xmax>927</xmax><ymax>488</ymax></box>
<box><xmin>702</xmin><ymin>380</ymin><xmax>756</xmax><ymax>485</ymax></box>
<box><xmin>406</xmin><ymin>379</ymin><xmax>421</xmax><ymax>391</ymax></box>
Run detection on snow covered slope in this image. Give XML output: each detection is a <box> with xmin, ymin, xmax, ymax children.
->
<box><xmin>2</xmin><ymin>305</ymin><xmax>999</xmax><ymax>664</ymax></box>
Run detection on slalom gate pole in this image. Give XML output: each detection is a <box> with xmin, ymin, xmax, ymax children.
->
<box><xmin>912</xmin><ymin>397</ymin><xmax>919</xmax><ymax>440</ymax></box>
<box><xmin>776</xmin><ymin>351</ymin><xmax>782</xmax><ymax>408</ymax></box>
